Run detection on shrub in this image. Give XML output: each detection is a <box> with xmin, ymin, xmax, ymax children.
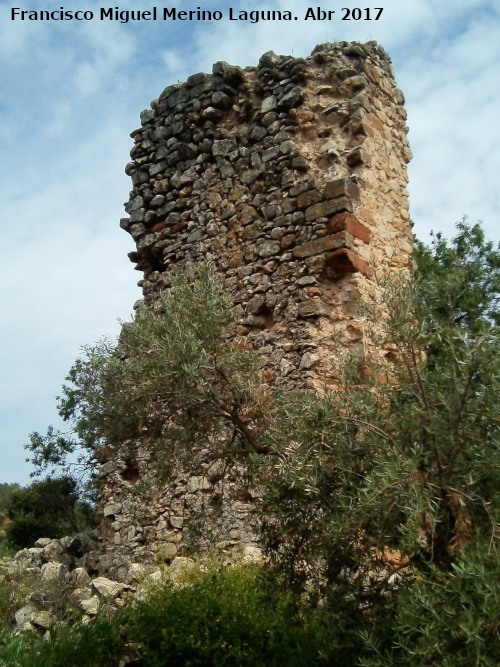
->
<box><xmin>5</xmin><ymin>477</ymin><xmax>93</xmax><ymax>549</ymax></box>
<box><xmin>260</xmin><ymin>220</ymin><xmax>500</xmax><ymax>662</ymax></box>
<box><xmin>26</xmin><ymin>262</ymin><xmax>270</xmax><ymax>485</ymax></box>
<box><xmin>0</xmin><ymin>564</ymin><xmax>330</xmax><ymax>666</ymax></box>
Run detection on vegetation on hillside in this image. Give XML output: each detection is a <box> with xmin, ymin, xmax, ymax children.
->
<box><xmin>0</xmin><ymin>484</ymin><xmax>19</xmax><ymax>557</ymax></box>
<box><xmin>4</xmin><ymin>477</ymin><xmax>94</xmax><ymax>550</ymax></box>
<box><xmin>0</xmin><ymin>563</ymin><xmax>330</xmax><ymax>666</ymax></box>
<box><xmin>1</xmin><ymin>219</ymin><xmax>497</xmax><ymax>665</ymax></box>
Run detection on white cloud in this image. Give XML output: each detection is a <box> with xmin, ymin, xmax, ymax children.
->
<box><xmin>397</xmin><ymin>3</ymin><xmax>500</xmax><ymax>242</ymax></box>
<box><xmin>73</xmin><ymin>21</ymin><xmax>136</xmax><ymax>97</ymax></box>
<box><xmin>0</xmin><ymin>7</ymin><xmax>43</xmax><ymax>59</ymax></box>
<box><xmin>160</xmin><ymin>49</ymin><xmax>187</xmax><ymax>80</ymax></box>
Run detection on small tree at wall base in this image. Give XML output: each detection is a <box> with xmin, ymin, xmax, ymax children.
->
<box><xmin>26</xmin><ymin>262</ymin><xmax>270</xmax><ymax>488</ymax></box>
<box><xmin>258</xmin><ymin>220</ymin><xmax>500</xmax><ymax>662</ymax></box>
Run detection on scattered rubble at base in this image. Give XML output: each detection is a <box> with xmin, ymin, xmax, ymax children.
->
<box><xmin>0</xmin><ymin>533</ymin><xmax>262</xmax><ymax>634</ymax></box>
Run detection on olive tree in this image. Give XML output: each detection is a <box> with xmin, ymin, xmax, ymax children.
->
<box><xmin>260</xmin><ymin>220</ymin><xmax>500</xmax><ymax>663</ymax></box>
<box><xmin>26</xmin><ymin>262</ymin><xmax>270</xmax><ymax>485</ymax></box>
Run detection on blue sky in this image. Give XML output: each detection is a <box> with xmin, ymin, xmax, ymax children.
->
<box><xmin>1</xmin><ymin>0</ymin><xmax>499</xmax><ymax>484</ymax></box>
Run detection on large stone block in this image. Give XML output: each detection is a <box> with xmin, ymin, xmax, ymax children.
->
<box><xmin>324</xmin><ymin>248</ymin><xmax>371</xmax><ymax>279</ymax></box>
<box><xmin>296</xmin><ymin>190</ymin><xmax>321</xmax><ymax>210</ymax></box>
<box><xmin>293</xmin><ymin>231</ymin><xmax>352</xmax><ymax>259</ymax></box>
<box><xmin>327</xmin><ymin>212</ymin><xmax>370</xmax><ymax>243</ymax></box>
<box><xmin>346</xmin><ymin>146</ymin><xmax>369</xmax><ymax>168</ymax></box>
<box><xmin>298</xmin><ymin>300</ymin><xmax>329</xmax><ymax>318</ymax></box>
<box><xmin>304</xmin><ymin>197</ymin><xmax>353</xmax><ymax>222</ymax></box>
<box><xmin>322</xmin><ymin>178</ymin><xmax>360</xmax><ymax>201</ymax></box>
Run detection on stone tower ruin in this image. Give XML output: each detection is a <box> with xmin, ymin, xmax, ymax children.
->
<box><xmin>96</xmin><ymin>41</ymin><xmax>413</xmax><ymax>580</ymax></box>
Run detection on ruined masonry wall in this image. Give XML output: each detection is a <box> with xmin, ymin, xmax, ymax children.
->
<box><xmin>96</xmin><ymin>42</ymin><xmax>413</xmax><ymax>580</ymax></box>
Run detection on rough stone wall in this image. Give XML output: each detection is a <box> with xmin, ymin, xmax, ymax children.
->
<box><xmin>96</xmin><ymin>41</ymin><xmax>412</xmax><ymax>580</ymax></box>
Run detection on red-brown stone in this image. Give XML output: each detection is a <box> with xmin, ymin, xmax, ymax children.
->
<box><xmin>327</xmin><ymin>212</ymin><xmax>370</xmax><ymax>244</ymax></box>
<box><xmin>324</xmin><ymin>248</ymin><xmax>371</xmax><ymax>279</ymax></box>
<box><xmin>150</xmin><ymin>221</ymin><xmax>166</xmax><ymax>233</ymax></box>
<box><xmin>280</xmin><ymin>233</ymin><xmax>296</xmax><ymax>250</ymax></box>
<box><xmin>293</xmin><ymin>232</ymin><xmax>350</xmax><ymax>259</ymax></box>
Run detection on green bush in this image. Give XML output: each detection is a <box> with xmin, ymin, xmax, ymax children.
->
<box><xmin>0</xmin><ymin>484</ymin><xmax>19</xmax><ymax>515</ymax></box>
<box><xmin>0</xmin><ymin>484</ymin><xmax>18</xmax><ymax>557</ymax></box>
<box><xmin>5</xmin><ymin>477</ymin><xmax>93</xmax><ymax>549</ymax></box>
<box><xmin>260</xmin><ymin>220</ymin><xmax>500</xmax><ymax>662</ymax></box>
<box><xmin>0</xmin><ymin>564</ymin><xmax>330</xmax><ymax>666</ymax></box>
<box><xmin>0</xmin><ymin>567</ymin><xmax>40</xmax><ymax>631</ymax></box>
<box><xmin>358</xmin><ymin>542</ymin><xmax>500</xmax><ymax>666</ymax></box>
<box><xmin>393</xmin><ymin>545</ymin><xmax>500</xmax><ymax>666</ymax></box>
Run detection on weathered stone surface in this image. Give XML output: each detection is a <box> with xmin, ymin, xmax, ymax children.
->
<box><xmin>31</xmin><ymin>610</ymin><xmax>56</xmax><ymax>629</ymax></box>
<box><xmin>41</xmin><ymin>561</ymin><xmax>67</xmax><ymax>581</ymax></box>
<box><xmin>212</xmin><ymin>139</ymin><xmax>236</xmax><ymax>157</ymax></box>
<box><xmin>328</xmin><ymin>212</ymin><xmax>370</xmax><ymax>243</ymax></box>
<box><xmin>278</xmin><ymin>87</ymin><xmax>304</xmax><ymax>109</ymax></box>
<box><xmin>15</xmin><ymin>604</ymin><xmax>38</xmax><ymax>627</ymax></box>
<box><xmin>34</xmin><ymin>538</ymin><xmax>52</xmax><ymax>548</ymax></box>
<box><xmin>159</xmin><ymin>543</ymin><xmax>178</xmax><ymax>562</ymax></box>
<box><xmin>41</xmin><ymin>539</ymin><xmax>72</xmax><ymax>566</ymax></box>
<box><xmin>324</xmin><ymin>248</ymin><xmax>371</xmax><ymax>279</ymax></box>
<box><xmin>70</xmin><ymin>567</ymin><xmax>92</xmax><ymax>589</ymax></box>
<box><xmin>67</xmin><ymin>532</ymin><xmax>98</xmax><ymax>558</ymax></box>
<box><xmin>261</xmin><ymin>96</ymin><xmax>277</xmax><ymax>113</ymax></box>
<box><xmin>293</xmin><ymin>232</ymin><xmax>352</xmax><ymax>259</ymax></box>
<box><xmin>323</xmin><ymin>178</ymin><xmax>360</xmax><ymax>201</ymax></box>
<box><xmin>241</xmin><ymin>170</ymin><xmax>259</xmax><ymax>186</ymax></box>
<box><xmin>296</xmin><ymin>190</ymin><xmax>322</xmax><ymax>210</ymax></box>
<box><xmin>247</xmin><ymin>295</ymin><xmax>267</xmax><ymax>313</ymax></box>
<box><xmin>103</xmin><ymin>502</ymin><xmax>122</xmax><ymax>517</ymax></box>
<box><xmin>297</xmin><ymin>276</ymin><xmax>316</xmax><ymax>286</ymax></box>
<box><xmin>343</xmin><ymin>74</ymin><xmax>368</xmax><ymax>91</ymax></box>
<box><xmin>187</xmin><ymin>476</ymin><xmax>212</xmax><ymax>493</ymax></box>
<box><xmin>346</xmin><ymin>146</ymin><xmax>368</xmax><ymax>167</ymax></box>
<box><xmin>187</xmin><ymin>228</ymin><xmax>204</xmax><ymax>243</ymax></box>
<box><xmin>92</xmin><ymin>577</ymin><xmax>126</xmax><ymax>599</ymax></box>
<box><xmin>80</xmin><ymin>595</ymin><xmax>100</xmax><ymax>615</ymax></box>
<box><xmin>127</xmin><ymin>563</ymin><xmax>148</xmax><ymax>583</ymax></box>
<box><xmin>298</xmin><ymin>300</ymin><xmax>329</xmax><ymax>318</ymax></box>
<box><xmin>258</xmin><ymin>241</ymin><xmax>280</xmax><ymax>258</ymax></box>
<box><xmin>304</xmin><ymin>197</ymin><xmax>354</xmax><ymax>222</ymax></box>
<box><xmin>242</xmin><ymin>545</ymin><xmax>262</xmax><ymax>562</ymax></box>
<box><xmin>300</xmin><ymin>352</ymin><xmax>320</xmax><ymax>370</ymax></box>
<box><xmin>166</xmin><ymin>557</ymin><xmax>196</xmax><ymax>582</ymax></box>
